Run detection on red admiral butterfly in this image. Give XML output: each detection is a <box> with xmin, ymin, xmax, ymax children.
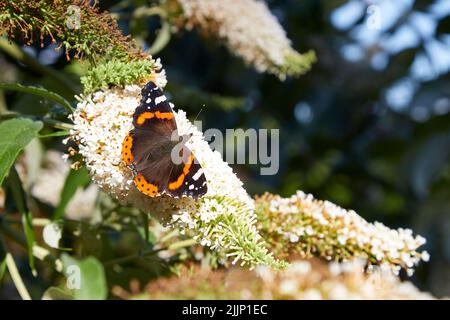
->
<box><xmin>121</xmin><ymin>82</ymin><xmax>207</xmax><ymax>198</ymax></box>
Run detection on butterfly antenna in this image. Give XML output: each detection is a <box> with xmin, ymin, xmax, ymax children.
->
<box><xmin>193</xmin><ymin>107</ymin><xmax>204</xmax><ymax>123</ymax></box>
<box><xmin>187</xmin><ymin>107</ymin><xmax>205</xmax><ymax>139</ymax></box>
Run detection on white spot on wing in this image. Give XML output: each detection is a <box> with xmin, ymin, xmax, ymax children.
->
<box><xmin>146</xmin><ymin>98</ymin><xmax>152</xmax><ymax>103</ymax></box>
<box><xmin>189</xmin><ymin>184</ymin><xmax>195</xmax><ymax>190</ymax></box>
<box><xmin>155</xmin><ymin>95</ymin><xmax>167</xmax><ymax>104</ymax></box>
<box><xmin>192</xmin><ymin>169</ymin><xmax>203</xmax><ymax>181</ymax></box>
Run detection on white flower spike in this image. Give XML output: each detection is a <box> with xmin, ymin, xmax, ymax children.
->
<box><xmin>167</xmin><ymin>0</ymin><xmax>316</xmax><ymax>79</ymax></box>
<box><xmin>70</xmin><ymin>84</ymin><xmax>285</xmax><ymax>269</ymax></box>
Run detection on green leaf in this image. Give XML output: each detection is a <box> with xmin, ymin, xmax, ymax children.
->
<box><xmin>53</xmin><ymin>167</ymin><xmax>91</xmax><ymax>220</ymax></box>
<box><xmin>42</xmin><ymin>287</ymin><xmax>74</xmax><ymax>300</ymax></box>
<box><xmin>0</xmin><ymin>118</ymin><xmax>43</xmax><ymax>186</ymax></box>
<box><xmin>61</xmin><ymin>254</ymin><xmax>107</xmax><ymax>300</ymax></box>
<box><xmin>38</xmin><ymin>130</ymin><xmax>70</xmax><ymax>138</ymax></box>
<box><xmin>0</xmin><ymin>236</ymin><xmax>6</xmax><ymax>281</ymax></box>
<box><xmin>0</xmin><ymin>83</ymin><xmax>74</xmax><ymax>113</ymax></box>
<box><xmin>6</xmin><ymin>167</ymin><xmax>36</xmax><ymax>275</ymax></box>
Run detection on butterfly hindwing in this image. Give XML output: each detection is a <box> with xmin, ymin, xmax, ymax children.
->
<box><xmin>166</xmin><ymin>146</ymin><xmax>207</xmax><ymax>198</ymax></box>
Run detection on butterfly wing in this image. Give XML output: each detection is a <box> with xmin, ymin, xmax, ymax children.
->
<box><xmin>122</xmin><ymin>81</ymin><xmax>208</xmax><ymax>198</ymax></box>
<box><xmin>122</xmin><ymin>82</ymin><xmax>177</xmax><ymax>197</ymax></box>
<box><xmin>166</xmin><ymin>145</ymin><xmax>208</xmax><ymax>198</ymax></box>
<box><xmin>133</xmin><ymin>82</ymin><xmax>176</xmax><ymax>132</ymax></box>
<box><xmin>126</xmin><ymin>127</ymin><xmax>176</xmax><ymax>197</ymax></box>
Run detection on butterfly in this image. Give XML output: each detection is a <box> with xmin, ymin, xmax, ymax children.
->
<box><xmin>121</xmin><ymin>81</ymin><xmax>208</xmax><ymax>198</ymax></box>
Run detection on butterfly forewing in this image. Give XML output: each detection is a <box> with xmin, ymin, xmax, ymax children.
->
<box><xmin>133</xmin><ymin>84</ymin><xmax>176</xmax><ymax>131</ymax></box>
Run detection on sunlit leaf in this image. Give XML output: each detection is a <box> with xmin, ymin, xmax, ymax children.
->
<box><xmin>0</xmin><ymin>118</ymin><xmax>43</xmax><ymax>186</ymax></box>
<box><xmin>42</xmin><ymin>287</ymin><xmax>74</xmax><ymax>300</ymax></box>
<box><xmin>61</xmin><ymin>254</ymin><xmax>107</xmax><ymax>300</ymax></box>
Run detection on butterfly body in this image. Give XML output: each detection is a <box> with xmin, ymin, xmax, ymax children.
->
<box><xmin>121</xmin><ymin>82</ymin><xmax>207</xmax><ymax>198</ymax></box>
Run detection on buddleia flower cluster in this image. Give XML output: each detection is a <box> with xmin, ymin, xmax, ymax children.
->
<box><xmin>68</xmin><ymin>75</ymin><xmax>285</xmax><ymax>269</ymax></box>
<box><xmin>255</xmin><ymin>191</ymin><xmax>430</xmax><ymax>275</ymax></box>
<box><xmin>114</xmin><ymin>258</ymin><xmax>435</xmax><ymax>300</ymax></box>
<box><xmin>164</xmin><ymin>0</ymin><xmax>316</xmax><ymax>80</ymax></box>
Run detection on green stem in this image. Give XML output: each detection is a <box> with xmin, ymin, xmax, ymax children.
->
<box><xmin>0</xmin><ymin>38</ymin><xmax>77</xmax><ymax>96</ymax></box>
<box><xmin>32</xmin><ymin>218</ymin><xmax>52</xmax><ymax>227</ymax></box>
<box><xmin>41</xmin><ymin>118</ymin><xmax>74</xmax><ymax>130</ymax></box>
<box><xmin>167</xmin><ymin>238</ymin><xmax>196</xmax><ymax>251</ymax></box>
<box><xmin>3</xmin><ymin>218</ymin><xmax>50</xmax><ymax>227</ymax></box>
<box><xmin>0</xmin><ymin>219</ymin><xmax>63</xmax><ymax>272</ymax></box>
<box><xmin>0</xmin><ymin>112</ymin><xmax>73</xmax><ymax>130</ymax></box>
<box><xmin>0</xmin><ymin>90</ymin><xmax>7</xmax><ymax>113</ymax></box>
<box><xmin>103</xmin><ymin>248</ymin><xmax>163</xmax><ymax>267</ymax></box>
<box><xmin>5</xmin><ymin>253</ymin><xmax>32</xmax><ymax>300</ymax></box>
<box><xmin>103</xmin><ymin>238</ymin><xmax>197</xmax><ymax>266</ymax></box>
<box><xmin>160</xmin><ymin>229</ymin><xmax>179</xmax><ymax>242</ymax></box>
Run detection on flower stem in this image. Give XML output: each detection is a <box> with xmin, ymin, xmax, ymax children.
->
<box><xmin>167</xmin><ymin>238</ymin><xmax>196</xmax><ymax>250</ymax></box>
<box><xmin>103</xmin><ymin>248</ymin><xmax>163</xmax><ymax>267</ymax></box>
<box><xmin>5</xmin><ymin>253</ymin><xmax>32</xmax><ymax>300</ymax></box>
<box><xmin>0</xmin><ymin>218</ymin><xmax>63</xmax><ymax>272</ymax></box>
<box><xmin>0</xmin><ymin>112</ymin><xmax>73</xmax><ymax>130</ymax></box>
<box><xmin>103</xmin><ymin>238</ymin><xmax>197</xmax><ymax>266</ymax></box>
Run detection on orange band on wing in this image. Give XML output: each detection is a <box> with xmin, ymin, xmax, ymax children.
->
<box><xmin>155</xmin><ymin>111</ymin><xmax>174</xmax><ymax>120</ymax></box>
<box><xmin>136</xmin><ymin>111</ymin><xmax>174</xmax><ymax>125</ymax></box>
<box><xmin>168</xmin><ymin>154</ymin><xmax>194</xmax><ymax>190</ymax></box>
<box><xmin>134</xmin><ymin>174</ymin><xmax>159</xmax><ymax>197</ymax></box>
<box><xmin>121</xmin><ymin>134</ymin><xmax>134</xmax><ymax>165</ymax></box>
<box><xmin>136</xmin><ymin>112</ymin><xmax>155</xmax><ymax>125</ymax></box>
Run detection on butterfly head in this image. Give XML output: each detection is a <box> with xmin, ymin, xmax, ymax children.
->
<box><xmin>141</xmin><ymin>81</ymin><xmax>159</xmax><ymax>96</ymax></box>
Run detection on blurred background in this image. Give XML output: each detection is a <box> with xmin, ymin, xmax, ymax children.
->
<box><xmin>1</xmin><ymin>0</ymin><xmax>449</xmax><ymax>297</ymax></box>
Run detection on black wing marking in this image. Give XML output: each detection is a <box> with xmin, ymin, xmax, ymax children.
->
<box><xmin>166</xmin><ymin>146</ymin><xmax>208</xmax><ymax>198</ymax></box>
<box><xmin>133</xmin><ymin>82</ymin><xmax>176</xmax><ymax>133</ymax></box>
